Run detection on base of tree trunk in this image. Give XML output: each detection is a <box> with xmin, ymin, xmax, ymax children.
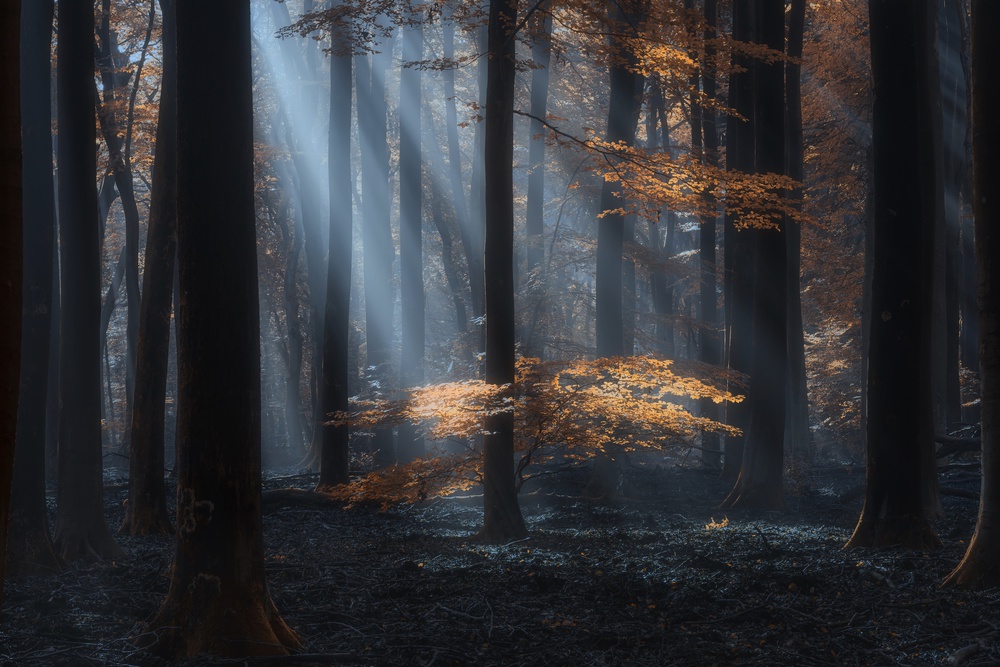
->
<box><xmin>119</xmin><ymin>503</ymin><xmax>173</xmax><ymax>536</ymax></box>
<box><xmin>5</xmin><ymin>523</ymin><xmax>62</xmax><ymax>576</ymax></box>
<box><xmin>140</xmin><ymin>590</ymin><xmax>299</xmax><ymax>658</ymax></box>
<box><xmin>720</xmin><ymin>477</ymin><xmax>785</xmax><ymax>511</ymax></box>
<box><xmin>845</xmin><ymin>515</ymin><xmax>941</xmax><ymax>549</ymax></box>
<box><xmin>944</xmin><ymin>536</ymin><xmax>1000</xmax><ymax>588</ymax></box>
<box><xmin>53</xmin><ymin>523</ymin><xmax>124</xmax><ymax>562</ymax></box>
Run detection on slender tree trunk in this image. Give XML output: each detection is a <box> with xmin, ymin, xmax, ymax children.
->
<box><xmin>722</xmin><ymin>0</ymin><xmax>755</xmax><ymax>482</ymax></box>
<box><xmin>424</xmin><ymin>103</ymin><xmax>469</xmax><ymax>333</ymax></box>
<box><xmin>0</xmin><ymin>0</ymin><xmax>24</xmax><ymax>612</ymax></box>
<box><xmin>53</xmin><ymin>0</ymin><xmax>122</xmax><ymax>562</ymax></box>
<box><xmin>479</xmin><ymin>0</ymin><xmax>528</xmax><ymax>543</ymax></box>
<box><xmin>595</xmin><ymin>3</ymin><xmax>644</xmax><ymax>358</ymax></box>
<box><xmin>526</xmin><ymin>4</ymin><xmax>552</xmax><ymax>280</ymax></box>
<box><xmin>442</xmin><ymin>8</ymin><xmax>483</xmax><ymax>340</ymax></box>
<box><xmin>356</xmin><ymin>47</ymin><xmax>395</xmax><ymax>466</ymax></box>
<box><xmin>143</xmin><ymin>2</ymin><xmax>299</xmax><ymax>655</ymax></box>
<box><xmin>846</xmin><ymin>0</ymin><xmax>942</xmax><ymax>549</ymax></box>
<box><xmin>784</xmin><ymin>0</ymin><xmax>811</xmax><ymax>464</ymax></box>
<box><xmin>941</xmin><ymin>0</ymin><xmax>967</xmax><ymax>427</ymax></box>
<box><xmin>96</xmin><ymin>3</ymin><xmax>141</xmax><ymax>420</ymax></box>
<box><xmin>647</xmin><ymin>78</ymin><xmax>675</xmax><ymax>358</ymax></box>
<box><xmin>318</xmin><ymin>24</ymin><xmax>353</xmax><ymax>489</ymax></box>
<box><xmin>8</xmin><ymin>0</ymin><xmax>59</xmax><ymax>574</ymax></box>
<box><xmin>944</xmin><ymin>0</ymin><xmax>1000</xmax><ymax>586</ymax></box>
<box><xmin>122</xmin><ymin>0</ymin><xmax>176</xmax><ymax>536</ymax></box>
<box><xmin>699</xmin><ymin>0</ymin><xmax>721</xmax><ymax>469</ymax></box>
<box><xmin>722</xmin><ymin>0</ymin><xmax>787</xmax><ymax>510</ymax></box>
<box><xmin>399</xmin><ymin>19</ymin><xmax>425</xmax><ymax>462</ymax></box>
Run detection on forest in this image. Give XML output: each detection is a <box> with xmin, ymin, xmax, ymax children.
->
<box><xmin>0</xmin><ymin>0</ymin><xmax>998</xmax><ymax>664</ymax></box>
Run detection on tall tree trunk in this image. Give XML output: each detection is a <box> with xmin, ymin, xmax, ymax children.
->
<box><xmin>121</xmin><ymin>0</ymin><xmax>176</xmax><ymax>537</ymax></box>
<box><xmin>424</xmin><ymin>102</ymin><xmax>469</xmax><ymax>333</ymax></box>
<box><xmin>8</xmin><ymin>0</ymin><xmax>60</xmax><ymax>574</ymax></box>
<box><xmin>722</xmin><ymin>0</ymin><xmax>787</xmax><ymax>510</ymax></box>
<box><xmin>647</xmin><ymin>77</ymin><xmax>675</xmax><ymax>359</ymax></box>
<box><xmin>479</xmin><ymin>0</ymin><xmax>528</xmax><ymax>543</ymax></box>
<box><xmin>356</xmin><ymin>47</ymin><xmax>395</xmax><ymax>466</ymax></box>
<box><xmin>699</xmin><ymin>0</ymin><xmax>721</xmax><ymax>469</ymax></box>
<box><xmin>143</xmin><ymin>1</ymin><xmax>299</xmax><ymax>655</ymax></box>
<box><xmin>470</xmin><ymin>24</ymin><xmax>489</xmax><ymax>369</ymax></box>
<box><xmin>399</xmin><ymin>19</ymin><xmax>425</xmax><ymax>462</ymax></box>
<box><xmin>722</xmin><ymin>0</ymin><xmax>755</xmax><ymax>481</ymax></box>
<box><xmin>941</xmin><ymin>0</ymin><xmax>967</xmax><ymax>428</ymax></box>
<box><xmin>442</xmin><ymin>8</ymin><xmax>482</xmax><ymax>341</ymax></box>
<box><xmin>96</xmin><ymin>2</ymin><xmax>141</xmax><ymax>421</ymax></box>
<box><xmin>524</xmin><ymin>4</ymin><xmax>552</xmax><ymax>359</ymax></box>
<box><xmin>784</xmin><ymin>0</ymin><xmax>811</xmax><ymax>464</ymax></box>
<box><xmin>0</xmin><ymin>0</ymin><xmax>24</xmax><ymax>612</ymax></box>
<box><xmin>318</xmin><ymin>23</ymin><xmax>353</xmax><ymax>489</ymax></box>
<box><xmin>944</xmin><ymin>0</ymin><xmax>1000</xmax><ymax>586</ymax></box>
<box><xmin>53</xmin><ymin>0</ymin><xmax>122</xmax><ymax>562</ymax></box>
<box><xmin>595</xmin><ymin>3</ymin><xmax>644</xmax><ymax>358</ymax></box>
<box><xmin>846</xmin><ymin>0</ymin><xmax>942</xmax><ymax>549</ymax></box>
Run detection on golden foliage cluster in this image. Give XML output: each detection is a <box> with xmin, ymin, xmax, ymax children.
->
<box><xmin>330</xmin><ymin>355</ymin><xmax>743</xmax><ymax>505</ymax></box>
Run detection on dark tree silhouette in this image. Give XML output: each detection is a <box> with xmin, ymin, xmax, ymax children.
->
<box><xmin>142</xmin><ymin>1</ymin><xmax>299</xmax><ymax>656</ymax></box>
<box><xmin>722</xmin><ymin>0</ymin><xmax>755</xmax><ymax>482</ymax></box>
<box><xmin>480</xmin><ymin>0</ymin><xmax>528</xmax><ymax>543</ymax></box>
<box><xmin>122</xmin><ymin>0</ymin><xmax>176</xmax><ymax>537</ymax></box>
<box><xmin>0</xmin><ymin>0</ymin><xmax>24</xmax><ymax>612</ymax></box>
<box><xmin>785</xmin><ymin>0</ymin><xmax>811</xmax><ymax>464</ymax></box>
<box><xmin>943</xmin><ymin>0</ymin><xmax>1000</xmax><ymax>586</ymax></box>
<box><xmin>357</xmin><ymin>44</ymin><xmax>396</xmax><ymax>465</ymax></box>
<box><xmin>595</xmin><ymin>3</ymin><xmax>643</xmax><ymax>359</ymax></box>
<box><xmin>525</xmin><ymin>2</ymin><xmax>552</xmax><ymax>282</ymax></box>
<box><xmin>846</xmin><ymin>0</ymin><xmax>941</xmax><ymax>548</ymax></box>
<box><xmin>699</xmin><ymin>0</ymin><xmax>721</xmax><ymax>469</ymax></box>
<box><xmin>722</xmin><ymin>0</ymin><xmax>787</xmax><ymax>510</ymax></box>
<box><xmin>52</xmin><ymin>0</ymin><xmax>122</xmax><ymax>562</ymax></box>
<box><xmin>318</xmin><ymin>18</ymin><xmax>353</xmax><ymax>489</ymax></box>
<box><xmin>8</xmin><ymin>0</ymin><xmax>60</xmax><ymax>574</ymax></box>
<box><xmin>399</xmin><ymin>18</ymin><xmax>425</xmax><ymax>462</ymax></box>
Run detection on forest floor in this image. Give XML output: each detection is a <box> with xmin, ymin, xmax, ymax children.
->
<box><xmin>1</xmin><ymin>460</ymin><xmax>997</xmax><ymax>666</ymax></box>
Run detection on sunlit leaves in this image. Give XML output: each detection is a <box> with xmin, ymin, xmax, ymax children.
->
<box><xmin>330</xmin><ymin>355</ymin><xmax>743</xmax><ymax>505</ymax></box>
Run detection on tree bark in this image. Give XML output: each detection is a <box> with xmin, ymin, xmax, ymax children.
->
<box><xmin>943</xmin><ymin>0</ymin><xmax>1000</xmax><ymax>587</ymax></box>
<box><xmin>317</xmin><ymin>19</ymin><xmax>353</xmax><ymax>489</ymax></box>
<box><xmin>846</xmin><ymin>0</ymin><xmax>942</xmax><ymax>548</ymax></box>
<box><xmin>142</xmin><ymin>1</ymin><xmax>299</xmax><ymax>656</ymax></box>
<box><xmin>722</xmin><ymin>0</ymin><xmax>787</xmax><ymax>510</ymax></box>
<box><xmin>479</xmin><ymin>0</ymin><xmax>528</xmax><ymax>543</ymax></box>
<box><xmin>699</xmin><ymin>0</ymin><xmax>721</xmax><ymax>469</ymax></box>
<box><xmin>96</xmin><ymin>2</ymin><xmax>141</xmax><ymax>421</ymax></box>
<box><xmin>523</xmin><ymin>5</ymin><xmax>552</xmax><ymax>359</ymax></box>
<box><xmin>722</xmin><ymin>0</ymin><xmax>755</xmax><ymax>482</ymax></box>
<box><xmin>399</xmin><ymin>18</ymin><xmax>425</xmax><ymax>462</ymax></box>
<box><xmin>53</xmin><ymin>0</ymin><xmax>123</xmax><ymax>562</ymax></box>
<box><xmin>356</xmin><ymin>47</ymin><xmax>396</xmax><ymax>466</ymax></box>
<box><xmin>784</xmin><ymin>0</ymin><xmax>811</xmax><ymax>464</ymax></box>
<box><xmin>8</xmin><ymin>0</ymin><xmax>60</xmax><ymax>575</ymax></box>
<box><xmin>941</xmin><ymin>0</ymin><xmax>968</xmax><ymax>428</ymax></box>
<box><xmin>121</xmin><ymin>0</ymin><xmax>176</xmax><ymax>537</ymax></box>
<box><xmin>595</xmin><ymin>2</ymin><xmax>644</xmax><ymax>358</ymax></box>
<box><xmin>0</xmin><ymin>0</ymin><xmax>24</xmax><ymax>612</ymax></box>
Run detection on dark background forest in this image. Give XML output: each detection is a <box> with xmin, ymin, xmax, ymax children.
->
<box><xmin>0</xmin><ymin>0</ymin><xmax>999</xmax><ymax>664</ymax></box>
